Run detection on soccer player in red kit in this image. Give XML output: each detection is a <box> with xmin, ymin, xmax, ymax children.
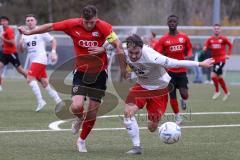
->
<box><xmin>19</xmin><ymin>5</ymin><xmax>126</xmax><ymax>153</ymax></box>
<box><xmin>203</xmin><ymin>24</ymin><xmax>232</xmax><ymax>101</ymax></box>
<box><xmin>154</xmin><ymin>15</ymin><xmax>192</xmax><ymax>124</ymax></box>
<box><xmin>0</xmin><ymin>16</ymin><xmax>27</xmax><ymax>91</ymax></box>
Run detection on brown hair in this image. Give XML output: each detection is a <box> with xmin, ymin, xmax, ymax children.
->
<box><xmin>125</xmin><ymin>34</ymin><xmax>144</xmax><ymax>48</ymax></box>
<box><xmin>82</xmin><ymin>5</ymin><xmax>98</xmax><ymax>20</ymax></box>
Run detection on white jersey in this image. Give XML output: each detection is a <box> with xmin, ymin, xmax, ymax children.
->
<box><xmin>125</xmin><ymin>45</ymin><xmax>199</xmax><ymax>90</ymax></box>
<box><xmin>22</xmin><ymin>33</ymin><xmax>53</xmax><ymax>65</ymax></box>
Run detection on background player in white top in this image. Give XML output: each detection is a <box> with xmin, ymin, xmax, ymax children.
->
<box><xmin>123</xmin><ymin>34</ymin><xmax>214</xmax><ymax>154</ymax></box>
<box><xmin>18</xmin><ymin>14</ymin><xmax>62</xmax><ymax>112</ymax></box>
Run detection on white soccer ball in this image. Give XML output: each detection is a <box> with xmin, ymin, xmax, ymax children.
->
<box><xmin>159</xmin><ymin>122</ymin><xmax>181</xmax><ymax>144</ymax></box>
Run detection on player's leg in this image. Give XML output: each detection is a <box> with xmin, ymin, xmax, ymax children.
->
<box><xmin>26</xmin><ymin>63</ymin><xmax>46</xmax><ymax>112</ymax></box>
<box><xmin>211</xmin><ymin>63</ymin><xmax>221</xmax><ymax>99</ymax></box>
<box><xmin>77</xmin><ymin>99</ymin><xmax>100</xmax><ymax>153</ymax></box>
<box><xmin>74</xmin><ymin>70</ymin><xmax>107</xmax><ymax>153</ymax></box>
<box><xmin>0</xmin><ymin>52</ymin><xmax>9</xmax><ymax>91</ymax></box>
<box><xmin>39</xmin><ymin>70</ymin><xmax>62</xmax><ymax>104</ymax></box>
<box><xmin>9</xmin><ymin>53</ymin><xmax>27</xmax><ymax>78</ymax></box>
<box><xmin>168</xmin><ymin>73</ymin><xmax>181</xmax><ymax>120</ymax></box>
<box><xmin>147</xmin><ymin>93</ymin><xmax>168</xmax><ymax>132</ymax></box>
<box><xmin>124</xmin><ymin>104</ymin><xmax>141</xmax><ymax>154</ymax></box>
<box><xmin>169</xmin><ymin>87</ymin><xmax>182</xmax><ymax>124</ymax></box>
<box><xmin>0</xmin><ymin>62</ymin><xmax>4</xmax><ymax>91</ymax></box>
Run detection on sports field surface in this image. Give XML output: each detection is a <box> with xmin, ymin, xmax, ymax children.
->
<box><xmin>0</xmin><ymin>79</ymin><xmax>240</xmax><ymax>160</ymax></box>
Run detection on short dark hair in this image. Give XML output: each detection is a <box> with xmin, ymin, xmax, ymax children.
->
<box><xmin>0</xmin><ymin>16</ymin><xmax>9</xmax><ymax>21</ymax></box>
<box><xmin>82</xmin><ymin>5</ymin><xmax>98</xmax><ymax>20</ymax></box>
<box><xmin>25</xmin><ymin>14</ymin><xmax>36</xmax><ymax>19</ymax></box>
<box><xmin>213</xmin><ymin>23</ymin><xmax>221</xmax><ymax>27</ymax></box>
<box><xmin>167</xmin><ymin>15</ymin><xmax>179</xmax><ymax>21</ymax></box>
<box><xmin>125</xmin><ymin>34</ymin><xmax>143</xmax><ymax>48</ymax></box>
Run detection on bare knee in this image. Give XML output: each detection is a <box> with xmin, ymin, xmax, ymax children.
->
<box><xmin>148</xmin><ymin>121</ymin><xmax>159</xmax><ymax>132</ymax></box>
<box><xmin>71</xmin><ymin>100</ymin><xmax>84</xmax><ymax>114</ymax></box>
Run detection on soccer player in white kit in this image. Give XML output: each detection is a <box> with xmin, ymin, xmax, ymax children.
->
<box><xmin>18</xmin><ymin>14</ymin><xmax>62</xmax><ymax>112</ymax></box>
<box><xmin>123</xmin><ymin>34</ymin><xmax>214</xmax><ymax>154</ymax></box>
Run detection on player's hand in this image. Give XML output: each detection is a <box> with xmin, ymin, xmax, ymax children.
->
<box><xmin>50</xmin><ymin>50</ymin><xmax>58</xmax><ymax>64</ymax></box>
<box><xmin>88</xmin><ymin>46</ymin><xmax>105</xmax><ymax>55</ymax></box>
<box><xmin>226</xmin><ymin>55</ymin><xmax>230</xmax><ymax>59</ymax></box>
<box><xmin>199</xmin><ymin>58</ymin><xmax>215</xmax><ymax>68</ymax></box>
<box><xmin>18</xmin><ymin>26</ymin><xmax>30</xmax><ymax>35</ymax></box>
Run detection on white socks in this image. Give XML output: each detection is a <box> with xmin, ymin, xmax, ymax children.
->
<box><xmin>124</xmin><ymin>117</ymin><xmax>140</xmax><ymax>147</ymax></box>
<box><xmin>29</xmin><ymin>81</ymin><xmax>43</xmax><ymax>104</ymax></box>
<box><xmin>44</xmin><ymin>85</ymin><xmax>61</xmax><ymax>103</ymax></box>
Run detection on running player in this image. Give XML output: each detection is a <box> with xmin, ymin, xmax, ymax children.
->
<box><xmin>18</xmin><ymin>14</ymin><xmax>62</xmax><ymax>112</ymax></box>
<box><xmin>203</xmin><ymin>24</ymin><xmax>232</xmax><ymax>101</ymax></box>
<box><xmin>123</xmin><ymin>34</ymin><xmax>213</xmax><ymax>154</ymax></box>
<box><xmin>0</xmin><ymin>16</ymin><xmax>27</xmax><ymax>91</ymax></box>
<box><xmin>154</xmin><ymin>15</ymin><xmax>192</xmax><ymax>124</ymax></box>
<box><xmin>18</xmin><ymin>5</ymin><xmax>126</xmax><ymax>153</ymax></box>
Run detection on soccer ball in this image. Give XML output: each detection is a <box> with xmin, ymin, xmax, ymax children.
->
<box><xmin>158</xmin><ymin>122</ymin><xmax>181</xmax><ymax>144</ymax></box>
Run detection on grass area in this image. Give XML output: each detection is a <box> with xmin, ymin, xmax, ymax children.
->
<box><xmin>0</xmin><ymin>80</ymin><xmax>240</xmax><ymax>160</ymax></box>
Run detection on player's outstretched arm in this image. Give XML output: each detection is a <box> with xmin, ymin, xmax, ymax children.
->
<box><xmin>18</xmin><ymin>23</ymin><xmax>53</xmax><ymax>35</ymax></box>
<box><xmin>198</xmin><ymin>58</ymin><xmax>215</xmax><ymax>67</ymax></box>
<box><xmin>157</xmin><ymin>54</ymin><xmax>214</xmax><ymax>69</ymax></box>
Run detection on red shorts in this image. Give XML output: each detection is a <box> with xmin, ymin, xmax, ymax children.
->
<box><xmin>125</xmin><ymin>84</ymin><xmax>169</xmax><ymax>122</ymax></box>
<box><xmin>28</xmin><ymin>63</ymin><xmax>47</xmax><ymax>81</ymax></box>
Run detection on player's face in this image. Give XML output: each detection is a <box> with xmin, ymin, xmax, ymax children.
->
<box><xmin>26</xmin><ymin>17</ymin><xmax>37</xmax><ymax>29</ymax></box>
<box><xmin>167</xmin><ymin>17</ymin><xmax>178</xmax><ymax>31</ymax></box>
<box><xmin>0</xmin><ymin>19</ymin><xmax>9</xmax><ymax>28</ymax></box>
<box><xmin>127</xmin><ymin>46</ymin><xmax>142</xmax><ymax>62</ymax></box>
<box><xmin>213</xmin><ymin>26</ymin><xmax>221</xmax><ymax>36</ymax></box>
<box><xmin>83</xmin><ymin>17</ymin><xmax>97</xmax><ymax>31</ymax></box>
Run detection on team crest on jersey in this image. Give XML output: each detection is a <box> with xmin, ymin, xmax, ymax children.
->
<box><xmin>34</xmin><ymin>36</ymin><xmax>37</xmax><ymax>39</ymax></box>
<box><xmin>72</xmin><ymin>86</ymin><xmax>78</xmax><ymax>93</ymax></box>
<box><xmin>166</xmin><ymin>40</ymin><xmax>171</xmax><ymax>44</ymax></box>
<box><xmin>178</xmin><ymin>38</ymin><xmax>184</xmax><ymax>43</ymax></box>
<box><xmin>92</xmin><ymin>32</ymin><xmax>99</xmax><ymax>37</ymax></box>
<box><xmin>218</xmin><ymin>39</ymin><xmax>223</xmax><ymax>43</ymax></box>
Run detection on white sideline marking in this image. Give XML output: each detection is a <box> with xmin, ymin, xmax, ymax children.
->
<box><xmin>98</xmin><ymin>112</ymin><xmax>240</xmax><ymax>118</ymax></box>
<box><xmin>2</xmin><ymin>124</ymin><xmax>240</xmax><ymax>134</ymax></box>
<box><xmin>48</xmin><ymin>112</ymin><xmax>240</xmax><ymax>130</ymax></box>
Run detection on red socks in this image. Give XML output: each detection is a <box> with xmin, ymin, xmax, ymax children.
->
<box><xmin>170</xmin><ymin>98</ymin><xmax>179</xmax><ymax>114</ymax></box>
<box><xmin>80</xmin><ymin>119</ymin><xmax>96</xmax><ymax>140</ymax></box>
<box><xmin>218</xmin><ymin>77</ymin><xmax>228</xmax><ymax>94</ymax></box>
<box><xmin>212</xmin><ymin>76</ymin><xmax>228</xmax><ymax>94</ymax></box>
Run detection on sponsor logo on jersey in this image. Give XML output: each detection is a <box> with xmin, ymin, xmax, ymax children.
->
<box><xmin>169</xmin><ymin>45</ymin><xmax>183</xmax><ymax>51</ymax></box>
<box><xmin>211</xmin><ymin>44</ymin><xmax>221</xmax><ymax>49</ymax></box>
<box><xmin>178</xmin><ymin>38</ymin><xmax>184</xmax><ymax>43</ymax></box>
<box><xmin>166</xmin><ymin>40</ymin><xmax>171</xmax><ymax>44</ymax></box>
<box><xmin>75</xmin><ymin>31</ymin><xmax>81</xmax><ymax>37</ymax></box>
<box><xmin>78</xmin><ymin>40</ymin><xmax>98</xmax><ymax>48</ymax></box>
<box><xmin>72</xmin><ymin>86</ymin><xmax>78</xmax><ymax>93</ymax></box>
<box><xmin>92</xmin><ymin>32</ymin><xmax>99</xmax><ymax>37</ymax></box>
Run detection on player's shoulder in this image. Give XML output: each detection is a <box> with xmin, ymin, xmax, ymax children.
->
<box><xmin>5</xmin><ymin>26</ymin><xmax>14</xmax><ymax>33</ymax></box>
<box><xmin>61</xmin><ymin>18</ymin><xmax>82</xmax><ymax>26</ymax></box>
<box><xmin>178</xmin><ymin>32</ymin><xmax>189</xmax><ymax>38</ymax></box>
<box><xmin>96</xmin><ymin>18</ymin><xmax>112</xmax><ymax>29</ymax></box>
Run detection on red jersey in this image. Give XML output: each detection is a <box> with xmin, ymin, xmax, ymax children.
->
<box><xmin>204</xmin><ymin>35</ymin><xmax>232</xmax><ymax>63</ymax></box>
<box><xmin>154</xmin><ymin>32</ymin><xmax>192</xmax><ymax>73</ymax></box>
<box><xmin>2</xmin><ymin>27</ymin><xmax>17</xmax><ymax>54</ymax></box>
<box><xmin>52</xmin><ymin>18</ymin><xmax>112</xmax><ymax>73</ymax></box>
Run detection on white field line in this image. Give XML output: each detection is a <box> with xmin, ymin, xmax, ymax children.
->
<box><xmin>98</xmin><ymin>112</ymin><xmax>240</xmax><ymax>118</ymax></box>
<box><xmin>1</xmin><ymin>112</ymin><xmax>240</xmax><ymax>134</ymax></box>
<box><xmin>2</xmin><ymin>124</ymin><xmax>240</xmax><ymax>134</ymax></box>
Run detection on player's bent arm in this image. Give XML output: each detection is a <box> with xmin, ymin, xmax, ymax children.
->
<box><xmin>19</xmin><ymin>23</ymin><xmax>53</xmax><ymax>35</ymax></box>
<box><xmin>17</xmin><ymin>38</ymin><xmax>25</xmax><ymax>53</ymax></box>
<box><xmin>1</xmin><ymin>36</ymin><xmax>15</xmax><ymax>45</ymax></box>
<box><xmin>106</xmin><ymin>32</ymin><xmax>128</xmax><ymax>78</ymax></box>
